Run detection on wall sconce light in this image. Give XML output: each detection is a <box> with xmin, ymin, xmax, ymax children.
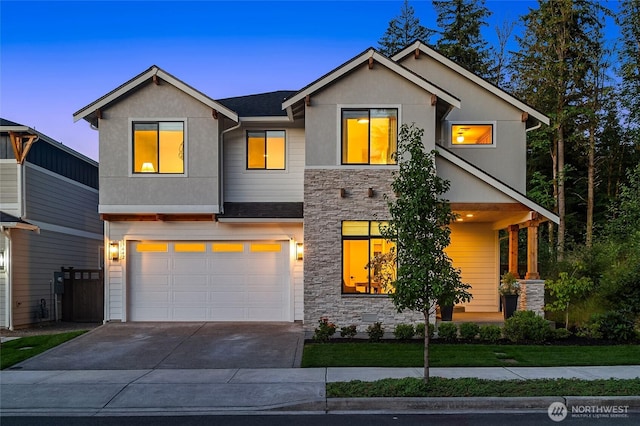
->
<box><xmin>109</xmin><ymin>241</ymin><xmax>120</xmax><ymax>261</ymax></box>
<box><xmin>0</xmin><ymin>250</ymin><xmax>5</xmax><ymax>271</ymax></box>
<box><xmin>368</xmin><ymin>188</ymin><xmax>374</xmax><ymax>198</ymax></box>
<box><xmin>340</xmin><ymin>188</ymin><xmax>346</xmax><ymax>198</ymax></box>
<box><xmin>296</xmin><ymin>243</ymin><xmax>304</xmax><ymax>261</ymax></box>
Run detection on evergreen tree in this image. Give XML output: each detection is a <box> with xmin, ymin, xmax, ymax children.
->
<box><xmin>510</xmin><ymin>0</ymin><xmax>604</xmax><ymax>258</ymax></box>
<box><xmin>432</xmin><ymin>0</ymin><xmax>492</xmax><ymax>77</ymax></box>
<box><xmin>377</xmin><ymin>0</ymin><xmax>434</xmax><ymax>56</ymax></box>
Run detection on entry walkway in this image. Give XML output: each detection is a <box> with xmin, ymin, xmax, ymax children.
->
<box><xmin>2</xmin><ymin>366</ymin><xmax>639</xmax><ymax>415</ymax></box>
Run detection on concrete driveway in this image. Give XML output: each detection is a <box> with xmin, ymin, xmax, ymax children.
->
<box><xmin>11</xmin><ymin>322</ymin><xmax>304</xmax><ymax>370</ymax></box>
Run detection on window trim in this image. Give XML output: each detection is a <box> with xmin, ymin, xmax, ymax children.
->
<box><xmin>447</xmin><ymin>121</ymin><xmax>496</xmax><ymax>148</ymax></box>
<box><xmin>245</xmin><ymin>130</ymin><xmax>287</xmax><ymax>170</ymax></box>
<box><xmin>337</xmin><ymin>105</ymin><xmax>401</xmax><ymax>166</ymax></box>
<box><xmin>129</xmin><ymin>118</ymin><xmax>188</xmax><ymax>177</ymax></box>
<box><xmin>341</xmin><ymin>220</ymin><xmax>393</xmax><ymax>296</ymax></box>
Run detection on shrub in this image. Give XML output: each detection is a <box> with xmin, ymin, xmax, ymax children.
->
<box><xmin>503</xmin><ymin>310</ymin><xmax>551</xmax><ymax>343</ymax></box>
<box><xmin>576</xmin><ymin>322</ymin><xmax>603</xmax><ymax>340</ymax></box>
<box><xmin>415</xmin><ymin>322</ymin><xmax>435</xmax><ymax>339</ymax></box>
<box><xmin>339</xmin><ymin>324</ymin><xmax>358</xmax><ymax>339</ymax></box>
<box><xmin>313</xmin><ymin>317</ymin><xmax>336</xmax><ymax>342</ymax></box>
<box><xmin>458</xmin><ymin>322</ymin><xmax>480</xmax><ymax>340</ymax></box>
<box><xmin>437</xmin><ymin>322</ymin><xmax>458</xmax><ymax>341</ymax></box>
<box><xmin>393</xmin><ymin>323</ymin><xmax>415</xmax><ymax>340</ymax></box>
<box><xmin>591</xmin><ymin>310</ymin><xmax>637</xmax><ymax>342</ymax></box>
<box><xmin>478</xmin><ymin>325</ymin><xmax>502</xmax><ymax>343</ymax></box>
<box><xmin>552</xmin><ymin>327</ymin><xmax>572</xmax><ymax>340</ymax></box>
<box><xmin>366</xmin><ymin>322</ymin><xmax>385</xmax><ymax>342</ymax></box>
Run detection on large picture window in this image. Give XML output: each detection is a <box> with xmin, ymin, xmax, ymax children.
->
<box><xmin>247</xmin><ymin>130</ymin><xmax>286</xmax><ymax>170</ymax></box>
<box><xmin>342</xmin><ymin>108</ymin><xmax>397</xmax><ymax>165</ymax></box>
<box><xmin>451</xmin><ymin>123</ymin><xmax>494</xmax><ymax>146</ymax></box>
<box><xmin>133</xmin><ymin>121</ymin><xmax>184</xmax><ymax>174</ymax></box>
<box><xmin>342</xmin><ymin>221</ymin><xmax>395</xmax><ymax>295</ymax></box>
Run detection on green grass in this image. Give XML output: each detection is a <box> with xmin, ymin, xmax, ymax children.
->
<box><xmin>302</xmin><ymin>342</ymin><xmax>640</xmax><ymax>368</ymax></box>
<box><xmin>327</xmin><ymin>377</ymin><xmax>640</xmax><ymax>397</ymax></box>
<box><xmin>1</xmin><ymin>330</ymin><xmax>87</xmax><ymax>370</ymax></box>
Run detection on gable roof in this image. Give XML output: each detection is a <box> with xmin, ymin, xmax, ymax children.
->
<box><xmin>392</xmin><ymin>41</ymin><xmax>550</xmax><ymax>126</ymax></box>
<box><xmin>282</xmin><ymin>48</ymin><xmax>461</xmax><ymax>114</ymax></box>
<box><xmin>73</xmin><ymin>66</ymin><xmax>239</xmax><ymax>126</ymax></box>
<box><xmin>436</xmin><ymin>146</ymin><xmax>559</xmax><ymax>224</ymax></box>
<box><xmin>217</xmin><ymin>91</ymin><xmax>296</xmax><ymax>118</ymax></box>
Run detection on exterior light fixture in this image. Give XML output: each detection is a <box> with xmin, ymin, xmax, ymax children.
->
<box><xmin>296</xmin><ymin>243</ymin><xmax>304</xmax><ymax>261</ymax></box>
<box><xmin>0</xmin><ymin>250</ymin><xmax>5</xmax><ymax>271</ymax></box>
<box><xmin>141</xmin><ymin>162</ymin><xmax>155</xmax><ymax>173</ymax></box>
<box><xmin>109</xmin><ymin>241</ymin><xmax>120</xmax><ymax>261</ymax></box>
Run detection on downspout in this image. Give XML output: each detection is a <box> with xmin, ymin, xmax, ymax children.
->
<box><xmin>219</xmin><ymin>119</ymin><xmax>242</xmax><ymax>215</ymax></box>
<box><xmin>525</xmin><ymin>121</ymin><xmax>542</xmax><ymax>133</ymax></box>
<box><xmin>1</xmin><ymin>227</ymin><xmax>12</xmax><ymax>330</ymax></box>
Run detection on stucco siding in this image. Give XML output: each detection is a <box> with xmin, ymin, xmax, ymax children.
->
<box><xmin>399</xmin><ymin>55</ymin><xmax>527</xmax><ymax>192</ymax></box>
<box><xmin>446</xmin><ymin>223</ymin><xmax>499</xmax><ymax>312</ymax></box>
<box><xmin>305</xmin><ymin>63</ymin><xmax>436</xmax><ymax>166</ymax></box>
<box><xmin>0</xmin><ymin>161</ymin><xmax>19</xmax><ymax>216</ymax></box>
<box><xmin>24</xmin><ymin>164</ymin><xmax>102</xmax><ymax>234</ymax></box>
<box><xmin>9</xmin><ymin>229</ymin><xmax>102</xmax><ymax>328</ymax></box>
<box><xmin>436</xmin><ymin>157</ymin><xmax>515</xmax><ymax>203</ymax></box>
<box><xmin>223</xmin><ymin>125</ymin><xmax>304</xmax><ymax>202</ymax></box>
<box><xmin>98</xmin><ymin>81</ymin><xmax>221</xmax><ymax>212</ymax></box>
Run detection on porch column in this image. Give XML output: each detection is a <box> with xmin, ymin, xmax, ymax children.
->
<box><xmin>524</xmin><ymin>217</ymin><xmax>540</xmax><ymax>280</ymax></box>
<box><xmin>508</xmin><ymin>224</ymin><xmax>520</xmax><ymax>278</ymax></box>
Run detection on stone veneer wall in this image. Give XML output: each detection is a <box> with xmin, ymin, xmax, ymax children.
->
<box><xmin>304</xmin><ymin>168</ymin><xmax>423</xmax><ymax>331</ymax></box>
<box><xmin>518</xmin><ymin>280</ymin><xmax>545</xmax><ymax>316</ymax></box>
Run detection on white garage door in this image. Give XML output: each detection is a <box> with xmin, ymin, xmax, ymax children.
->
<box><xmin>129</xmin><ymin>241</ymin><xmax>289</xmax><ymax>321</ymax></box>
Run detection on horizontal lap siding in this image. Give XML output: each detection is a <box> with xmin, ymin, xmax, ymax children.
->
<box><xmin>224</xmin><ymin>127</ymin><xmax>304</xmax><ymax>202</ymax></box>
<box><xmin>446</xmin><ymin>223</ymin><xmax>498</xmax><ymax>312</ymax></box>
<box><xmin>25</xmin><ymin>165</ymin><xmax>102</xmax><ymax>234</ymax></box>
<box><xmin>10</xmin><ymin>229</ymin><xmax>102</xmax><ymax>327</ymax></box>
<box><xmin>0</xmin><ymin>162</ymin><xmax>18</xmax><ymax>214</ymax></box>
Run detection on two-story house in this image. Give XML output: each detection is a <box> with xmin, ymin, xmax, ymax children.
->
<box><xmin>74</xmin><ymin>42</ymin><xmax>558</xmax><ymax>328</ymax></box>
<box><xmin>0</xmin><ymin>119</ymin><xmax>102</xmax><ymax>330</ymax></box>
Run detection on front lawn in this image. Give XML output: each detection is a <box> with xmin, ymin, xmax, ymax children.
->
<box><xmin>1</xmin><ymin>331</ymin><xmax>87</xmax><ymax>370</ymax></box>
<box><xmin>302</xmin><ymin>342</ymin><xmax>640</xmax><ymax>368</ymax></box>
<box><xmin>328</xmin><ymin>377</ymin><xmax>640</xmax><ymax>397</ymax></box>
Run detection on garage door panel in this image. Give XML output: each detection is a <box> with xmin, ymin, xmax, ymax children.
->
<box><xmin>129</xmin><ymin>240</ymin><xmax>289</xmax><ymax>321</ymax></box>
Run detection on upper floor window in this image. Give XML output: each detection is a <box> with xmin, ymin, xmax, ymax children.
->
<box><xmin>451</xmin><ymin>123</ymin><xmax>494</xmax><ymax>146</ymax></box>
<box><xmin>133</xmin><ymin>121</ymin><xmax>184</xmax><ymax>174</ymax></box>
<box><xmin>342</xmin><ymin>108</ymin><xmax>397</xmax><ymax>165</ymax></box>
<box><xmin>247</xmin><ymin>130</ymin><xmax>286</xmax><ymax>170</ymax></box>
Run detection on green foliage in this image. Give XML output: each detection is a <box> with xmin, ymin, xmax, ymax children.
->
<box><xmin>499</xmin><ymin>272</ymin><xmax>520</xmax><ymax>296</ymax></box>
<box><xmin>458</xmin><ymin>322</ymin><xmax>480</xmax><ymax>340</ymax></box>
<box><xmin>576</xmin><ymin>322</ymin><xmax>603</xmax><ymax>340</ymax></box>
<box><xmin>366</xmin><ymin>322</ymin><xmax>385</xmax><ymax>342</ymax></box>
<box><xmin>545</xmin><ymin>271</ymin><xmax>593</xmax><ymax>328</ymax></box>
<box><xmin>377</xmin><ymin>0</ymin><xmax>434</xmax><ymax>56</ymax></box>
<box><xmin>327</xmin><ymin>377</ymin><xmax>640</xmax><ymax>398</ymax></box>
<box><xmin>590</xmin><ymin>311</ymin><xmax>638</xmax><ymax>342</ymax></box>
<box><xmin>339</xmin><ymin>324</ymin><xmax>358</xmax><ymax>339</ymax></box>
<box><xmin>380</xmin><ymin>124</ymin><xmax>471</xmax><ymax>319</ymax></box>
<box><xmin>503</xmin><ymin>311</ymin><xmax>551</xmax><ymax>343</ymax></box>
<box><xmin>415</xmin><ymin>322</ymin><xmax>435</xmax><ymax>339</ymax></box>
<box><xmin>605</xmin><ymin>164</ymin><xmax>640</xmax><ymax>243</ymax></box>
<box><xmin>478</xmin><ymin>325</ymin><xmax>502</xmax><ymax>343</ymax></box>
<box><xmin>312</xmin><ymin>317</ymin><xmax>337</xmax><ymax>343</ymax></box>
<box><xmin>393</xmin><ymin>323</ymin><xmax>415</xmax><ymax>340</ymax></box>
<box><xmin>552</xmin><ymin>328</ymin><xmax>572</xmax><ymax>340</ymax></box>
<box><xmin>437</xmin><ymin>322</ymin><xmax>458</xmax><ymax>341</ymax></box>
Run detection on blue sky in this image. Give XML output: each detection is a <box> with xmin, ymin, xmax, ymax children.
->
<box><xmin>0</xmin><ymin>0</ymin><xmax>620</xmax><ymax>161</ymax></box>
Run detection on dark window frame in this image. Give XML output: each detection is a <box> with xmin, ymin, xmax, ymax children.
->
<box><xmin>132</xmin><ymin>121</ymin><xmax>184</xmax><ymax>174</ymax></box>
<box><xmin>340</xmin><ymin>108</ymin><xmax>398</xmax><ymax>165</ymax></box>
<box><xmin>246</xmin><ymin>130</ymin><xmax>287</xmax><ymax>170</ymax></box>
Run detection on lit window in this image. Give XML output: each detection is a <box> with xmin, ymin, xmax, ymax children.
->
<box><xmin>133</xmin><ymin>122</ymin><xmax>184</xmax><ymax>173</ymax></box>
<box><xmin>451</xmin><ymin>124</ymin><xmax>493</xmax><ymax>146</ymax></box>
<box><xmin>136</xmin><ymin>242</ymin><xmax>168</xmax><ymax>252</ymax></box>
<box><xmin>212</xmin><ymin>243</ymin><xmax>244</xmax><ymax>253</ymax></box>
<box><xmin>174</xmin><ymin>243</ymin><xmax>206</xmax><ymax>252</ymax></box>
<box><xmin>342</xmin><ymin>221</ymin><xmax>395</xmax><ymax>295</ymax></box>
<box><xmin>342</xmin><ymin>109</ymin><xmax>397</xmax><ymax>165</ymax></box>
<box><xmin>247</xmin><ymin>130</ymin><xmax>285</xmax><ymax>170</ymax></box>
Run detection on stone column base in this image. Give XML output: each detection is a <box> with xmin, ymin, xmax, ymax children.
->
<box><xmin>518</xmin><ymin>280</ymin><xmax>545</xmax><ymax>316</ymax></box>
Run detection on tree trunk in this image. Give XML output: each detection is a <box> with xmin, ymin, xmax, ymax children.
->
<box><xmin>423</xmin><ymin>311</ymin><xmax>430</xmax><ymax>382</ymax></box>
<box><xmin>557</xmin><ymin>125</ymin><xmax>566</xmax><ymax>260</ymax></box>
<box><xmin>586</xmin><ymin>124</ymin><xmax>596</xmax><ymax>248</ymax></box>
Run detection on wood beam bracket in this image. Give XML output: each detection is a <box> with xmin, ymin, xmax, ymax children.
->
<box><xmin>9</xmin><ymin>131</ymin><xmax>39</xmax><ymax>165</ymax></box>
<box><xmin>368</xmin><ymin>56</ymin><xmax>374</xmax><ymax>69</ymax></box>
<box><xmin>431</xmin><ymin>94</ymin><xmax>437</xmax><ymax>106</ymax></box>
<box><xmin>152</xmin><ymin>74</ymin><xmax>160</xmax><ymax>85</ymax></box>
<box><xmin>521</xmin><ymin>112</ymin><xmax>529</xmax><ymax>122</ymax></box>
<box><xmin>305</xmin><ymin>95</ymin><xmax>311</xmax><ymax>107</ymax></box>
<box><xmin>212</xmin><ymin>109</ymin><xmax>218</xmax><ymax>120</ymax></box>
<box><xmin>414</xmin><ymin>48</ymin><xmax>420</xmax><ymax>59</ymax></box>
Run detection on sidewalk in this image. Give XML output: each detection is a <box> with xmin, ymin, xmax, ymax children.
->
<box><xmin>2</xmin><ymin>366</ymin><xmax>640</xmax><ymax>416</ymax></box>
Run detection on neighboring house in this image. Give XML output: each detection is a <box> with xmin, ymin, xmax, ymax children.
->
<box><xmin>0</xmin><ymin>119</ymin><xmax>102</xmax><ymax>330</ymax></box>
<box><xmin>73</xmin><ymin>41</ymin><xmax>558</xmax><ymax>329</ymax></box>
